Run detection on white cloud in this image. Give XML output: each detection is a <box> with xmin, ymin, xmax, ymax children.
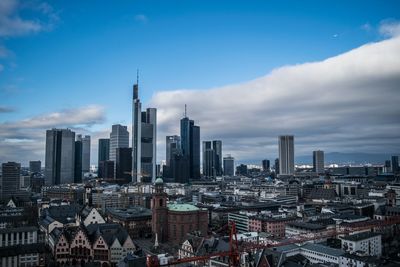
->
<box><xmin>379</xmin><ymin>19</ymin><xmax>400</xmax><ymax>37</ymax></box>
<box><xmin>134</xmin><ymin>14</ymin><xmax>148</xmax><ymax>24</ymax></box>
<box><xmin>150</xmin><ymin>36</ymin><xmax>400</xmax><ymax>162</ymax></box>
<box><xmin>0</xmin><ymin>105</ymin><xmax>106</xmax><ymax>165</ymax></box>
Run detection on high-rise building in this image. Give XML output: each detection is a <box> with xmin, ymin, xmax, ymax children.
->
<box><xmin>278</xmin><ymin>135</ymin><xmax>295</xmax><ymax>175</ymax></box>
<box><xmin>81</xmin><ymin>135</ymin><xmax>91</xmax><ymax>174</ymax></box>
<box><xmin>170</xmin><ymin>153</ymin><xmax>190</xmax><ymax>183</ymax></box>
<box><xmin>116</xmin><ymin>147</ymin><xmax>132</xmax><ymax>184</ymax></box>
<box><xmin>212</xmin><ymin>140</ymin><xmax>222</xmax><ymax>176</ymax></box>
<box><xmin>313</xmin><ymin>150</ymin><xmax>325</xmax><ymax>174</ymax></box>
<box><xmin>180</xmin><ymin>112</ymin><xmax>200</xmax><ymax>180</ymax></box>
<box><xmin>262</xmin><ymin>159</ymin><xmax>270</xmax><ymax>172</ymax></box>
<box><xmin>98</xmin><ymin>160</ymin><xmax>114</xmax><ymax>179</ymax></box>
<box><xmin>202</xmin><ymin>141</ymin><xmax>215</xmax><ymax>177</ymax></box>
<box><xmin>29</xmin><ymin>160</ymin><xmax>41</xmax><ymax>174</ymax></box>
<box><xmin>132</xmin><ymin>78</ymin><xmax>157</xmax><ymax>183</ymax></box>
<box><xmin>109</xmin><ymin>124</ymin><xmax>129</xmax><ymax>169</ymax></box>
<box><xmin>1</xmin><ymin>162</ymin><xmax>20</xmax><ymax>200</ymax></box>
<box><xmin>274</xmin><ymin>158</ymin><xmax>279</xmax><ymax>174</ymax></box>
<box><xmin>98</xmin><ymin>138</ymin><xmax>110</xmax><ymax>167</ymax></box>
<box><xmin>223</xmin><ymin>155</ymin><xmax>235</xmax><ymax>176</ymax></box>
<box><xmin>45</xmin><ymin>129</ymin><xmax>75</xmax><ymax>185</ymax></box>
<box><xmin>166</xmin><ymin>135</ymin><xmax>181</xmax><ymax>167</ymax></box>
<box><xmin>391</xmin><ymin>156</ymin><xmax>399</xmax><ymax>174</ymax></box>
<box><xmin>74</xmin><ymin>137</ymin><xmax>83</xmax><ymax>183</ymax></box>
<box><xmin>202</xmin><ymin>140</ymin><xmax>223</xmax><ymax>177</ymax></box>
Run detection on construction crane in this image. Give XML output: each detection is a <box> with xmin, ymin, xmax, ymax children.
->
<box><xmin>146</xmin><ymin>216</ymin><xmax>400</xmax><ymax>267</ymax></box>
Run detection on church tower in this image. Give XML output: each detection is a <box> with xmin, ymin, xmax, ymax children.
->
<box><xmin>151</xmin><ymin>178</ymin><xmax>168</xmax><ymax>243</ymax></box>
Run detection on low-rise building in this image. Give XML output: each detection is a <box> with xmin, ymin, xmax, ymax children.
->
<box><xmin>340</xmin><ymin>232</ymin><xmax>382</xmax><ymax>257</ymax></box>
<box><xmin>106</xmin><ymin>206</ymin><xmax>152</xmax><ymax>238</ymax></box>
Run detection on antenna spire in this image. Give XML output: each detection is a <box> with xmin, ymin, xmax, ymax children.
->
<box><xmin>184</xmin><ymin>104</ymin><xmax>187</xmax><ymax>118</ymax></box>
<box><xmin>136</xmin><ymin>69</ymin><xmax>139</xmax><ymax>85</ymax></box>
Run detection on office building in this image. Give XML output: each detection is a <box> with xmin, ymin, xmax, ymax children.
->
<box><xmin>392</xmin><ymin>155</ymin><xmax>399</xmax><ymax>174</ymax></box>
<box><xmin>45</xmin><ymin>129</ymin><xmax>75</xmax><ymax>185</ymax></box>
<box><xmin>1</xmin><ymin>162</ymin><xmax>20</xmax><ymax>200</ymax></box>
<box><xmin>262</xmin><ymin>159</ymin><xmax>270</xmax><ymax>172</ymax></box>
<box><xmin>29</xmin><ymin>160</ymin><xmax>41</xmax><ymax>174</ymax></box>
<box><xmin>109</xmin><ymin>124</ymin><xmax>129</xmax><ymax>168</ymax></box>
<box><xmin>116</xmin><ymin>147</ymin><xmax>132</xmax><ymax>184</ymax></box>
<box><xmin>132</xmin><ymin>78</ymin><xmax>157</xmax><ymax>183</ymax></box>
<box><xmin>313</xmin><ymin>150</ymin><xmax>325</xmax><ymax>174</ymax></box>
<box><xmin>81</xmin><ymin>135</ymin><xmax>91</xmax><ymax>174</ymax></box>
<box><xmin>274</xmin><ymin>158</ymin><xmax>279</xmax><ymax>174</ymax></box>
<box><xmin>98</xmin><ymin>160</ymin><xmax>114</xmax><ymax>179</ymax></box>
<box><xmin>170</xmin><ymin>153</ymin><xmax>190</xmax><ymax>183</ymax></box>
<box><xmin>223</xmin><ymin>155</ymin><xmax>235</xmax><ymax>176</ymax></box>
<box><xmin>98</xmin><ymin>138</ymin><xmax>110</xmax><ymax>167</ymax></box>
<box><xmin>202</xmin><ymin>140</ymin><xmax>223</xmax><ymax>177</ymax></box>
<box><xmin>278</xmin><ymin>135</ymin><xmax>295</xmax><ymax>175</ymax></box>
<box><xmin>180</xmin><ymin>111</ymin><xmax>200</xmax><ymax>180</ymax></box>
<box><xmin>166</xmin><ymin>135</ymin><xmax>181</xmax><ymax>167</ymax></box>
<box><xmin>74</xmin><ymin>137</ymin><xmax>82</xmax><ymax>183</ymax></box>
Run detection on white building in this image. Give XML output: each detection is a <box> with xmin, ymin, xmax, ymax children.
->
<box><xmin>340</xmin><ymin>232</ymin><xmax>382</xmax><ymax>257</ymax></box>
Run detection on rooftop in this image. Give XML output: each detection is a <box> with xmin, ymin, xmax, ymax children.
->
<box><xmin>106</xmin><ymin>206</ymin><xmax>152</xmax><ymax>219</ymax></box>
<box><xmin>168</xmin><ymin>203</ymin><xmax>199</xmax><ymax>212</ymax></box>
<box><xmin>341</xmin><ymin>232</ymin><xmax>381</xmax><ymax>242</ymax></box>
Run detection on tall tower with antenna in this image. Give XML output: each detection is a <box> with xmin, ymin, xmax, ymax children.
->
<box><xmin>132</xmin><ymin>70</ymin><xmax>157</xmax><ymax>183</ymax></box>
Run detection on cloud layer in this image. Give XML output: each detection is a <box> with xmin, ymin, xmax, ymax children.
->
<box><xmin>0</xmin><ymin>105</ymin><xmax>105</xmax><ymax>165</ymax></box>
<box><xmin>151</xmin><ymin>36</ymin><xmax>400</xmax><ymax>162</ymax></box>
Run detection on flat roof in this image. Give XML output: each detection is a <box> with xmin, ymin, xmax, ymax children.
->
<box><xmin>168</xmin><ymin>203</ymin><xmax>199</xmax><ymax>212</ymax></box>
<box><xmin>341</xmin><ymin>232</ymin><xmax>381</xmax><ymax>242</ymax></box>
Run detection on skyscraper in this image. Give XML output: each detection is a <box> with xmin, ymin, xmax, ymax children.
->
<box><xmin>166</xmin><ymin>135</ymin><xmax>181</xmax><ymax>167</ymax></box>
<box><xmin>180</xmin><ymin>111</ymin><xmax>200</xmax><ymax>180</ymax></box>
<box><xmin>391</xmin><ymin>156</ymin><xmax>399</xmax><ymax>174</ymax></box>
<box><xmin>98</xmin><ymin>138</ymin><xmax>110</xmax><ymax>166</ymax></box>
<box><xmin>109</xmin><ymin>124</ymin><xmax>129</xmax><ymax>166</ymax></box>
<box><xmin>45</xmin><ymin>129</ymin><xmax>75</xmax><ymax>185</ymax></box>
<box><xmin>116</xmin><ymin>147</ymin><xmax>132</xmax><ymax>184</ymax></box>
<box><xmin>223</xmin><ymin>155</ymin><xmax>235</xmax><ymax>176</ymax></box>
<box><xmin>1</xmin><ymin>162</ymin><xmax>20</xmax><ymax>200</ymax></box>
<box><xmin>202</xmin><ymin>140</ymin><xmax>223</xmax><ymax>177</ymax></box>
<box><xmin>278</xmin><ymin>135</ymin><xmax>294</xmax><ymax>175</ymax></box>
<box><xmin>132</xmin><ymin>78</ymin><xmax>157</xmax><ymax>183</ymax></box>
<box><xmin>262</xmin><ymin>159</ymin><xmax>270</xmax><ymax>172</ymax></box>
<box><xmin>29</xmin><ymin>160</ymin><xmax>41</xmax><ymax>174</ymax></box>
<box><xmin>74</xmin><ymin>137</ymin><xmax>82</xmax><ymax>183</ymax></box>
<box><xmin>274</xmin><ymin>158</ymin><xmax>279</xmax><ymax>174</ymax></box>
<box><xmin>81</xmin><ymin>135</ymin><xmax>91</xmax><ymax>174</ymax></box>
<box><xmin>313</xmin><ymin>150</ymin><xmax>325</xmax><ymax>174</ymax></box>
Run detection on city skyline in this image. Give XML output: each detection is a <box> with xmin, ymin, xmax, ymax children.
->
<box><xmin>1</xmin><ymin>1</ymin><xmax>400</xmax><ymax>165</ymax></box>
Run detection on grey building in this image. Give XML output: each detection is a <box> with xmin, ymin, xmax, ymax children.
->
<box><xmin>278</xmin><ymin>135</ymin><xmax>295</xmax><ymax>175</ymax></box>
<box><xmin>392</xmin><ymin>156</ymin><xmax>399</xmax><ymax>174</ymax></box>
<box><xmin>313</xmin><ymin>150</ymin><xmax>325</xmax><ymax>174</ymax></box>
<box><xmin>98</xmin><ymin>138</ymin><xmax>110</xmax><ymax>167</ymax></box>
<box><xmin>166</xmin><ymin>135</ymin><xmax>181</xmax><ymax>167</ymax></box>
<box><xmin>262</xmin><ymin>159</ymin><xmax>270</xmax><ymax>172</ymax></box>
<box><xmin>45</xmin><ymin>128</ymin><xmax>75</xmax><ymax>185</ymax></box>
<box><xmin>132</xmin><ymin>80</ymin><xmax>157</xmax><ymax>183</ymax></box>
<box><xmin>213</xmin><ymin>140</ymin><xmax>222</xmax><ymax>176</ymax></box>
<box><xmin>1</xmin><ymin>162</ymin><xmax>20</xmax><ymax>200</ymax></box>
<box><xmin>74</xmin><ymin>138</ymin><xmax>82</xmax><ymax>183</ymax></box>
<box><xmin>29</xmin><ymin>161</ymin><xmax>41</xmax><ymax>174</ymax></box>
<box><xmin>223</xmin><ymin>155</ymin><xmax>235</xmax><ymax>176</ymax></box>
<box><xmin>98</xmin><ymin>160</ymin><xmax>114</xmax><ymax>179</ymax></box>
<box><xmin>109</xmin><ymin>124</ymin><xmax>129</xmax><ymax>170</ymax></box>
<box><xmin>202</xmin><ymin>140</ymin><xmax>222</xmax><ymax>177</ymax></box>
<box><xmin>180</xmin><ymin>113</ymin><xmax>200</xmax><ymax>180</ymax></box>
<box><xmin>81</xmin><ymin>135</ymin><xmax>91</xmax><ymax>174</ymax></box>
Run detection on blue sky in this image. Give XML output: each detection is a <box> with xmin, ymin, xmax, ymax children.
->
<box><xmin>1</xmin><ymin>0</ymin><xmax>400</xmax><ymax>165</ymax></box>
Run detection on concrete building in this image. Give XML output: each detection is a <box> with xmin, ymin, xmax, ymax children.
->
<box><xmin>106</xmin><ymin>207</ymin><xmax>152</xmax><ymax>238</ymax></box>
<box><xmin>80</xmin><ymin>135</ymin><xmax>91</xmax><ymax>174</ymax></box>
<box><xmin>313</xmin><ymin>150</ymin><xmax>324</xmax><ymax>174</ymax></box>
<box><xmin>132</xmin><ymin>79</ymin><xmax>157</xmax><ymax>183</ymax></box>
<box><xmin>223</xmin><ymin>155</ymin><xmax>235</xmax><ymax>176</ymax></box>
<box><xmin>278</xmin><ymin>135</ymin><xmax>295</xmax><ymax>175</ymax></box>
<box><xmin>45</xmin><ymin>128</ymin><xmax>75</xmax><ymax>185</ymax></box>
<box><xmin>341</xmin><ymin>232</ymin><xmax>382</xmax><ymax>257</ymax></box>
